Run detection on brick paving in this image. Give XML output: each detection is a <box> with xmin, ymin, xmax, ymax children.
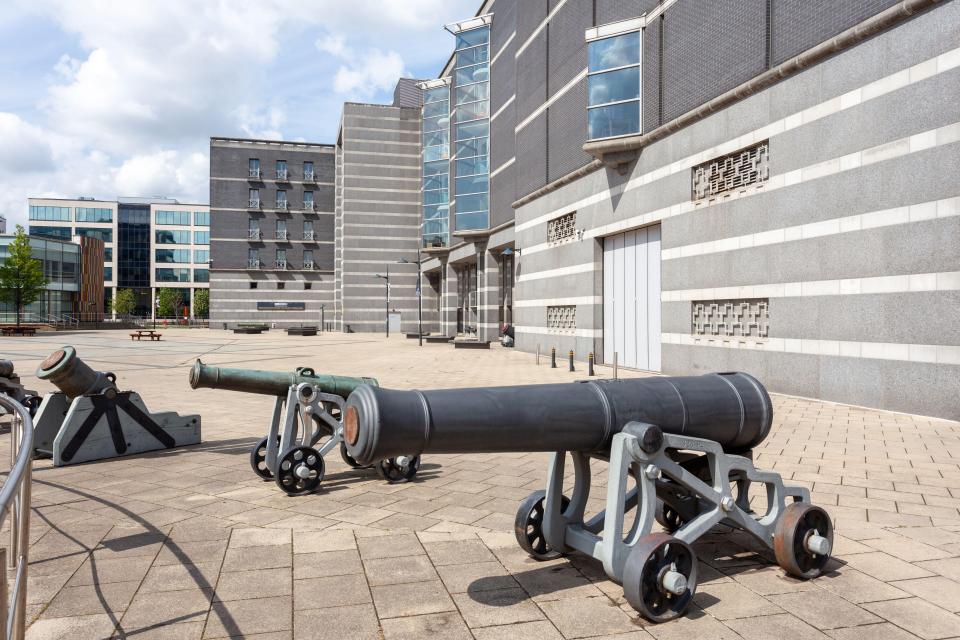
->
<box><xmin>0</xmin><ymin>329</ymin><xmax>957</xmax><ymax>639</ymax></box>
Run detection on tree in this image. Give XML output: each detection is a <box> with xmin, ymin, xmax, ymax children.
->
<box><xmin>193</xmin><ymin>289</ymin><xmax>209</xmax><ymax>318</ymax></box>
<box><xmin>157</xmin><ymin>288</ymin><xmax>183</xmax><ymax>317</ymax></box>
<box><xmin>0</xmin><ymin>226</ymin><xmax>48</xmax><ymax>326</ymax></box>
<box><xmin>112</xmin><ymin>289</ymin><xmax>136</xmax><ymax>316</ymax></box>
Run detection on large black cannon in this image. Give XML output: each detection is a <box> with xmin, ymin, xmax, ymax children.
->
<box><xmin>343</xmin><ymin>373</ymin><xmax>833</xmax><ymax>622</ymax></box>
<box><xmin>190</xmin><ymin>360</ymin><xmax>419</xmax><ymax>495</ymax></box>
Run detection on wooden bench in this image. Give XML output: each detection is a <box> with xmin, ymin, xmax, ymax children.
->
<box><xmin>1</xmin><ymin>327</ymin><xmax>36</xmax><ymax>337</ymax></box>
<box><xmin>286</xmin><ymin>326</ymin><xmax>318</xmax><ymax>336</ymax></box>
<box><xmin>130</xmin><ymin>330</ymin><xmax>162</xmax><ymax>341</ymax></box>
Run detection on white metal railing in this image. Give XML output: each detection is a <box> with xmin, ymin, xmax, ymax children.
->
<box><xmin>247</xmin><ymin>229</ymin><xmax>262</xmax><ymax>240</ymax></box>
<box><xmin>303</xmin><ymin>231</ymin><xmax>315</xmax><ymax>241</ymax></box>
<box><xmin>0</xmin><ymin>396</ymin><xmax>34</xmax><ymax>640</ymax></box>
<box><xmin>303</xmin><ymin>172</ymin><xmax>315</xmax><ymax>182</ymax></box>
<box><xmin>275</xmin><ymin>260</ymin><xmax>288</xmax><ymax>270</ymax></box>
<box><xmin>248</xmin><ymin>168</ymin><xmax>261</xmax><ymax>179</ymax></box>
<box><xmin>303</xmin><ymin>202</ymin><xmax>315</xmax><ymax>212</ymax></box>
<box><xmin>276</xmin><ymin>202</ymin><xmax>289</xmax><ymax>211</ymax></box>
<box><xmin>247</xmin><ymin>259</ymin><xmax>262</xmax><ymax>269</ymax></box>
<box><xmin>276</xmin><ymin>170</ymin><xmax>289</xmax><ymax>181</ymax></box>
<box><xmin>303</xmin><ymin>261</ymin><xmax>315</xmax><ymax>270</ymax></box>
<box><xmin>275</xmin><ymin>230</ymin><xmax>288</xmax><ymax>240</ymax></box>
<box><xmin>247</xmin><ymin>199</ymin><xmax>261</xmax><ymax>209</ymax></box>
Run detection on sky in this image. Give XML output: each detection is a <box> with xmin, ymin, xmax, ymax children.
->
<box><xmin>0</xmin><ymin>0</ymin><xmax>478</xmax><ymax>228</ymax></box>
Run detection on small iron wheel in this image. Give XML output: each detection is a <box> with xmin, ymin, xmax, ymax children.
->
<box><xmin>774</xmin><ymin>502</ymin><xmax>833</xmax><ymax>579</ymax></box>
<box><xmin>623</xmin><ymin>533</ymin><xmax>698</xmax><ymax>622</ymax></box>
<box><xmin>340</xmin><ymin>442</ymin><xmax>369</xmax><ymax>469</ymax></box>
<box><xmin>514</xmin><ymin>490</ymin><xmax>571</xmax><ymax>561</ymax></box>
<box><xmin>276</xmin><ymin>446</ymin><xmax>324</xmax><ymax>496</ymax></box>
<box><xmin>375</xmin><ymin>455</ymin><xmax>421</xmax><ymax>483</ymax></box>
<box><xmin>250</xmin><ymin>436</ymin><xmax>278</xmax><ymax>480</ymax></box>
<box><xmin>655</xmin><ymin>500</ymin><xmax>686</xmax><ymax>533</ymax></box>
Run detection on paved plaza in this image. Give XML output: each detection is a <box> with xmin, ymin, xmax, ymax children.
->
<box><xmin>1</xmin><ymin>329</ymin><xmax>958</xmax><ymax>639</ymax></box>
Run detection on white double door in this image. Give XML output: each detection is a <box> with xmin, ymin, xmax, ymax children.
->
<box><xmin>603</xmin><ymin>224</ymin><xmax>661</xmax><ymax>371</ymax></box>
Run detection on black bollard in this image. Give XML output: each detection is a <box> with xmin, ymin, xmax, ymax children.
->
<box><xmin>588</xmin><ymin>352</ymin><xmax>595</xmax><ymax>376</ymax></box>
<box><xmin>568</xmin><ymin>350</ymin><xmax>575</xmax><ymax>372</ymax></box>
<box><xmin>551</xmin><ymin>347</ymin><xmax>557</xmax><ymax>368</ymax></box>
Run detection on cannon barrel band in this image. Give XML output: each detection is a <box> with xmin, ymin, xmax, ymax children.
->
<box><xmin>343</xmin><ymin>372</ymin><xmax>773</xmax><ymax>466</ymax></box>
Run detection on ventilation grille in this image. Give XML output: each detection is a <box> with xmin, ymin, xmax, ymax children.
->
<box><xmin>692</xmin><ymin>141</ymin><xmax>769</xmax><ymax>201</ymax></box>
<box><xmin>547</xmin><ymin>212</ymin><xmax>577</xmax><ymax>244</ymax></box>
<box><xmin>547</xmin><ymin>305</ymin><xmax>577</xmax><ymax>333</ymax></box>
<box><xmin>692</xmin><ymin>299</ymin><xmax>768</xmax><ymax>338</ymax></box>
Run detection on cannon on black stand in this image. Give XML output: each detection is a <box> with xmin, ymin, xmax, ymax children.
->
<box><xmin>0</xmin><ymin>359</ymin><xmax>41</xmax><ymax>415</ymax></box>
<box><xmin>342</xmin><ymin>373</ymin><xmax>834</xmax><ymax>622</ymax></box>
<box><xmin>189</xmin><ymin>361</ymin><xmax>420</xmax><ymax>495</ymax></box>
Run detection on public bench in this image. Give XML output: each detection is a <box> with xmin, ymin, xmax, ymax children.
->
<box><xmin>130</xmin><ymin>330</ymin><xmax>162</xmax><ymax>341</ymax></box>
<box><xmin>286</xmin><ymin>326</ymin><xmax>318</xmax><ymax>336</ymax></box>
<box><xmin>1</xmin><ymin>326</ymin><xmax>37</xmax><ymax>337</ymax></box>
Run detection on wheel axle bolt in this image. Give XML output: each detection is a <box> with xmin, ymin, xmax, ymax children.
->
<box><xmin>721</xmin><ymin>496</ymin><xmax>735</xmax><ymax>512</ymax></box>
<box><xmin>395</xmin><ymin>456</ymin><xmax>410</xmax><ymax>467</ymax></box>
<box><xmin>661</xmin><ymin>569</ymin><xmax>687</xmax><ymax>595</ymax></box>
<box><xmin>294</xmin><ymin>465</ymin><xmax>312</xmax><ymax>479</ymax></box>
<box><xmin>805</xmin><ymin>533</ymin><xmax>831</xmax><ymax>556</ymax></box>
<box><xmin>644</xmin><ymin>464</ymin><xmax>659</xmax><ymax>480</ymax></box>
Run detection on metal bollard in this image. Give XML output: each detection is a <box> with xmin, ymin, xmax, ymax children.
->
<box><xmin>588</xmin><ymin>352</ymin><xmax>595</xmax><ymax>376</ymax></box>
<box><xmin>613</xmin><ymin>352</ymin><xmax>619</xmax><ymax>379</ymax></box>
<box><xmin>568</xmin><ymin>350</ymin><xmax>575</xmax><ymax>372</ymax></box>
<box><xmin>536</xmin><ymin>344</ymin><xmax>540</xmax><ymax>365</ymax></box>
<box><xmin>551</xmin><ymin>347</ymin><xmax>557</xmax><ymax>368</ymax></box>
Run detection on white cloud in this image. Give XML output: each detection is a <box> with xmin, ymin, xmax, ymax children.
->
<box><xmin>0</xmin><ymin>113</ymin><xmax>56</xmax><ymax>173</ymax></box>
<box><xmin>331</xmin><ymin>48</ymin><xmax>408</xmax><ymax>100</ymax></box>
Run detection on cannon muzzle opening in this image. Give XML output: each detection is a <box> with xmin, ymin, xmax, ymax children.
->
<box><xmin>37</xmin><ymin>346</ymin><xmax>116</xmax><ymax>398</ymax></box>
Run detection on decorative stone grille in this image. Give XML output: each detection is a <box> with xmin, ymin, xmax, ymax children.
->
<box><xmin>692</xmin><ymin>141</ymin><xmax>769</xmax><ymax>201</ymax></box>
<box><xmin>547</xmin><ymin>305</ymin><xmax>576</xmax><ymax>333</ymax></box>
<box><xmin>547</xmin><ymin>212</ymin><xmax>577</xmax><ymax>244</ymax></box>
<box><xmin>692</xmin><ymin>299</ymin><xmax>769</xmax><ymax>338</ymax></box>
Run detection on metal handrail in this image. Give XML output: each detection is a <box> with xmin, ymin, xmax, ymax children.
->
<box><xmin>0</xmin><ymin>396</ymin><xmax>33</xmax><ymax>640</ymax></box>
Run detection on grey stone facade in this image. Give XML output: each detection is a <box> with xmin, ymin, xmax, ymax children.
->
<box><xmin>209</xmin><ymin>138</ymin><xmax>336</xmax><ymax>328</ymax></box>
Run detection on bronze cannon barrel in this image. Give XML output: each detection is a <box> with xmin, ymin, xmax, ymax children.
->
<box><xmin>189</xmin><ymin>360</ymin><xmax>378</xmax><ymax>397</ymax></box>
<box><xmin>37</xmin><ymin>346</ymin><xmax>116</xmax><ymax>398</ymax></box>
<box><xmin>343</xmin><ymin>373</ymin><xmax>772</xmax><ymax>466</ymax></box>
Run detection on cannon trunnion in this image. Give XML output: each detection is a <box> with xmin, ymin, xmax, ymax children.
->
<box><xmin>342</xmin><ymin>373</ymin><xmax>833</xmax><ymax>623</ymax></box>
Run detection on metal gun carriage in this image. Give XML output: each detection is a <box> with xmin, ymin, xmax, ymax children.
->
<box><xmin>342</xmin><ymin>372</ymin><xmax>834</xmax><ymax>622</ymax></box>
<box><xmin>189</xmin><ymin>360</ymin><xmax>420</xmax><ymax>495</ymax></box>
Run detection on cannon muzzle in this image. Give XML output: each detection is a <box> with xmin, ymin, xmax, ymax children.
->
<box><xmin>189</xmin><ymin>360</ymin><xmax>378</xmax><ymax>398</ymax></box>
<box><xmin>36</xmin><ymin>346</ymin><xmax>116</xmax><ymax>398</ymax></box>
<box><xmin>343</xmin><ymin>372</ymin><xmax>772</xmax><ymax>466</ymax></box>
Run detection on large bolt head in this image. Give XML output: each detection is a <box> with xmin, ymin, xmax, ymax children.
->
<box><xmin>660</xmin><ymin>570</ymin><xmax>687</xmax><ymax>596</ymax></box>
<box><xmin>721</xmin><ymin>496</ymin><xmax>735</xmax><ymax>512</ymax></box>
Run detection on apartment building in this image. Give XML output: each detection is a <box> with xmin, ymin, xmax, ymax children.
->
<box><xmin>208</xmin><ymin>138</ymin><xmax>335</xmax><ymax>328</ymax></box>
<box><xmin>396</xmin><ymin>0</ymin><xmax>958</xmax><ymax>419</ymax></box>
<box><xmin>27</xmin><ymin>197</ymin><xmax>209</xmax><ymax>317</ymax></box>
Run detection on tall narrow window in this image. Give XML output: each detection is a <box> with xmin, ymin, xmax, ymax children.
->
<box><xmin>276</xmin><ymin>248</ymin><xmax>287</xmax><ymax>269</ymax></box>
<box><xmin>248</xmin><ymin>188</ymin><xmax>260</xmax><ymax>208</ymax></box>
<box><xmin>303</xmin><ymin>161</ymin><xmax>315</xmax><ymax>182</ymax></box>
<box><xmin>303</xmin><ymin>220</ymin><xmax>314</xmax><ymax>241</ymax></box>
<box><xmin>248</xmin><ymin>218</ymin><xmax>260</xmax><ymax>239</ymax></box>
<box><xmin>303</xmin><ymin>249</ymin><xmax>314</xmax><ymax>269</ymax></box>
<box><xmin>452</xmin><ymin>24</ymin><xmax>490</xmax><ymax>231</ymax></box>
<box><xmin>276</xmin><ymin>219</ymin><xmax>287</xmax><ymax>240</ymax></box>
<box><xmin>248</xmin><ymin>158</ymin><xmax>260</xmax><ymax>178</ymax></box>
<box><xmin>303</xmin><ymin>190</ymin><xmax>314</xmax><ymax>210</ymax></box>
<box><xmin>587</xmin><ymin>29</ymin><xmax>641</xmax><ymax>140</ymax></box>
<box><xmin>420</xmin><ymin>80</ymin><xmax>451</xmax><ymax>248</ymax></box>
<box><xmin>276</xmin><ymin>189</ymin><xmax>287</xmax><ymax>210</ymax></box>
<box><xmin>248</xmin><ymin>248</ymin><xmax>260</xmax><ymax>268</ymax></box>
<box><xmin>276</xmin><ymin>160</ymin><xmax>288</xmax><ymax>181</ymax></box>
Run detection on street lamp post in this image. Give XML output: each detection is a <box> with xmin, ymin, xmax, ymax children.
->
<box><xmin>398</xmin><ymin>252</ymin><xmax>422</xmax><ymax>347</ymax></box>
<box><xmin>375</xmin><ymin>266</ymin><xmax>389</xmax><ymax>338</ymax></box>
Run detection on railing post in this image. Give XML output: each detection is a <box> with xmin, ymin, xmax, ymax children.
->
<box><xmin>0</xmin><ymin>547</ymin><xmax>7</xmax><ymax>640</ymax></box>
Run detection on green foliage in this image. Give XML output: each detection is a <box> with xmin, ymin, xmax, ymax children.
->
<box><xmin>112</xmin><ymin>289</ymin><xmax>137</xmax><ymax>316</ymax></box>
<box><xmin>0</xmin><ymin>225</ymin><xmax>48</xmax><ymax>325</ymax></box>
<box><xmin>157</xmin><ymin>288</ymin><xmax>183</xmax><ymax>317</ymax></box>
<box><xmin>193</xmin><ymin>289</ymin><xmax>209</xmax><ymax>318</ymax></box>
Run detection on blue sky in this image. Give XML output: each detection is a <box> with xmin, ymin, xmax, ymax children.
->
<box><xmin>0</xmin><ymin>0</ymin><xmax>478</xmax><ymax>226</ymax></box>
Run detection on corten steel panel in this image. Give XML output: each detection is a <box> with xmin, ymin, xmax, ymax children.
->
<box><xmin>517</xmin><ymin>30</ymin><xmax>548</xmax><ymax>121</ymax></box>
<box><xmin>516</xmin><ymin>112</ymin><xmax>547</xmax><ymax>198</ymax></box>
<box><xmin>548</xmin><ymin>0</ymin><xmax>590</xmax><ymax>93</ymax></box>
<box><xmin>491</xmin><ymin>96</ymin><xmax>516</xmax><ymax>169</ymax></box>
<box><xmin>596</xmin><ymin>0</ymin><xmax>661</xmax><ymax>25</ymax></box>
<box><xmin>661</xmin><ymin>0</ymin><xmax>767</xmax><ymax>124</ymax></box>
<box><xmin>643</xmin><ymin>16</ymin><xmax>662</xmax><ymax>133</ymax></box>
<box><xmin>771</xmin><ymin>0</ymin><xmax>901</xmax><ymax>65</ymax></box>
<box><xmin>518</xmin><ymin>0</ymin><xmax>548</xmax><ymax>42</ymax></box>
<box><xmin>548</xmin><ymin>77</ymin><xmax>593</xmax><ymax>182</ymax></box>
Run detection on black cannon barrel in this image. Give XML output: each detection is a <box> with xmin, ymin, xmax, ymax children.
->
<box><xmin>343</xmin><ymin>373</ymin><xmax>772</xmax><ymax>466</ymax></box>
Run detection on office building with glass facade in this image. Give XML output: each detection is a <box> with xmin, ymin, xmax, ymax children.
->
<box><xmin>27</xmin><ymin>197</ymin><xmax>210</xmax><ymax>317</ymax></box>
<box><xmin>0</xmin><ymin>234</ymin><xmax>85</xmax><ymax>321</ymax></box>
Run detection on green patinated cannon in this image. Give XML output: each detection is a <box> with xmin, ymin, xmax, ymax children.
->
<box><xmin>189</xmin><ymin>360</ymin><xmax>417</xmax><ymax>495</ymax></box>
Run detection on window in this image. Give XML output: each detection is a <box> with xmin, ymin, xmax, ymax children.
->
<box><xmin>276</xmin><ymin>189</ymin><xmax>287</xmax><ymax>209</ymax></box>
<box><xmin>276</xmin><ymin>160</ymin><xmax>288</xmax><ymax>180</ymax></box>
<box><xmin>277</xmin><ymin>282</ymin><xmax>285</xmax><ymax>289</ymax></box>
<box><xmin>104</xmin><ymin>248</ymin><xmax>112</xmax><ymax>261</ymax></box>
<box><xmin>275</xmin><ymin>219</ymin><xmax>287</xmax><ymax>240</ymax></box>
<box><xmin>420</xmin><ymin>82</ymin><xmax>451</xmax><ymax>248</ymax></box>
<box><xmin>304</xmin><ymin>282</ymin><xmax>312</xmax><ymax>290</ymax></box>
<box><xmin>194</xmin><ymin>211</ymin><xmax>209</xmax><ymax>226</ymax></box>
<box><xmin>248</xmin><ymin>248</ymin><xmax>260</xmax><ymax>268</ymax></box>
<box><xmin>276</xmin><ymin>248</ymin><xmax>287</xmax><ymax>265</ymax></box>
<box><xmin>303</xmin><ymin>161</ymin><xmax>314</xmax><ymax>181</ymax></box>
<box><xmin>587</xmin><ymin>30</ymin><xmax>641</xmax><ymax>140</ymax></box>
<box><xmin>452</xmin><ymin>23</ymin><xmax>490</xmax><ymax>233</ymax></box>
<box><xmin>155</xmin><ymin>249</ymin><xmax>190</xmax><ymax>263</ymax></box>
<box><xmin>194</xmin><ymin>249</ymin><xmax>209</xmax><ymax>264</ymax></box>
<box><xmin>29</xmin><ymin>205</ymin><xmax>71</xmax><ymax>221</ymax></box>
<box><xmin>250</xmin><ymin>281</ymin><xmax>258</xmax><ymax>289</ymax></box>
<box><xmin>248</xmin><ymin>188</ymin><xmax>260</xmax><ymax>207</ymax></box>
<box><xmin>303</xmin><ymin>220</ymin><xmax>314</xmax><ymax>240</ymax></box>
<box><xmin>155</xmin><ymin>230</ymin><xmax>190</xmax><ymax>244</ymax></box>
<box><xmin>29</xmin><ymin>226</ymin><xmax>72</xmax><ymax>240</ymax></box>
<box><xmin>193</xmin><ymin>268</ymin><xmax>209</xmax><ymax>283</ymax></box>
<box><xmin>104</xmin><ymin>266</ymin><xmax>113</xmax><ymax>281</ymax></box>
<box><xmin>76</xmin><ymin>227</ymin><xmax>113</xmax><ymax>243</ymax></box>
<box><xmin>155</xmin><ymin>268</ymin><xmax>190</xmax><ymax>282</ymax></box>
<box><xmin>194</xmin><ymin>230</ymin><xmax>210</xmax><ymax>245</ymax></box>
<box><xmin>249</xmin><ymin>158</ymin><xmax>260</xmax><ymax>178</ymax></box>
<box><xmin>155</xmin><ymin>210</ymin><xmax>190</xmax><ymax>225</ymax></box>
<box><xmin>303</xmin><ymin>249</ymin><xmax>314</xmax><ymax>268</ymax></box>
<box><xmin>76</xmin><ymin>207</ymin><xmax>112</xmax><ymax>223</ymax></box>
<box><xmin>303</xmin><ymin>191</ymin><xmax>314</xmax><ymax>209</ymax></box>
<box><xmin>248</xmin><ymin>218</ymin><xmax>260</xmax><ymax>239</ymax></box>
